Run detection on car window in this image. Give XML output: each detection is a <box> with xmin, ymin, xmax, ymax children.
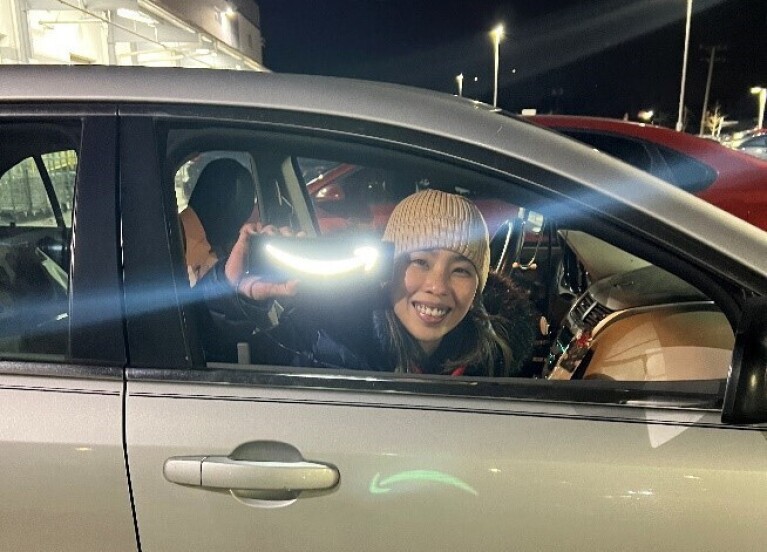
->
<box><xmin>744</xmin><ymin>136</ymin><xmax>767</xmax><ymax>148</ymax></box>
<box><xmin>164</xmin><ymin>125</ymin><xmax>733</xmax><ymax>390</ymax></box>
<box><xmin>652</xmin><ymin>144</ymin><xmax>717</xmax><ymax>193</ymax></box>
<box><xmin>561</xmin><ymin>129</ymin><xmax>717</xmax><ymax>193</ymax></box>
<box><xmin>0</xmin><ymin>150</ymin><xmax>76</xmax><ymax>228</ymax></box>
<box><xmin>0</xmin><ymin>123</ymin><xmax>80</xmax><ymax>360</ymax></box>
<box><xmin>560</xmin><ymin>130</ymin><xmax>655</xmax><ymax>173</ymax></box>
<box><xmin>299</xmin><ymin>158</ymin><xmax>516</xmax><ymax>238</ymax></box>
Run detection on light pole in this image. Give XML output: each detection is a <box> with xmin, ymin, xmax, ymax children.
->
<box><xmin>676</xmin><ymin>0</ymin><xmax>693</xmax><ymax>132</ymax></box>
<box><xmin>698</xmin><ymin>45</ymin><xmax>725</xmax><ymax>135</ymax></box>
<box><xmin>751</xmin><ymin>86</ymin><xmax>766</xmax><ymax>129</ymax></box>
<box><xmin>490</xmin><ymin>24</ymin><xmax>504</xmax><ymax>108</ymax></box>
<box><xmin>456</xmin><ymin>73</ymin><xmax>464</xmax><ymax>97</ymax></box>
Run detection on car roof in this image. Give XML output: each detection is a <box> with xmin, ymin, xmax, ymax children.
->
<box><xmin>2</xmin><ymin>65</ymin><xmax>765</xmax><ymax>277</ymax></box>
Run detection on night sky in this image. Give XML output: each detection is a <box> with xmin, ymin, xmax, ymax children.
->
<box><xmin>255</xmin><ymin>0</ymin><xmax>767</xmax><ymax>127</ymax></box>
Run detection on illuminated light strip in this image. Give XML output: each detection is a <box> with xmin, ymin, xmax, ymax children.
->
<box><xmin>264</xmin><ymin>244</ymin><xmax>379</xmax><ymax>276</ymax></box>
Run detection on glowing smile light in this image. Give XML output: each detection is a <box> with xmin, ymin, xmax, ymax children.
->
<box><xmin>264</xmin><ymin>244</ymin><xmax>380</xmax><ymax>276</ymax></box>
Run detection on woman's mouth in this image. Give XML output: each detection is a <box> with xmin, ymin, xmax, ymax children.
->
<box><xmin>414</xmin><ymin>302</ymin><xmax>450</xmax><ymax>323</ymax></box>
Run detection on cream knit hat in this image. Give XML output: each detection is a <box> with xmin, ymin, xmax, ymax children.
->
<box><xmin>383</xmin><ymin>189</ymin><xmax>490</xmax><ymax>291</ymax></box>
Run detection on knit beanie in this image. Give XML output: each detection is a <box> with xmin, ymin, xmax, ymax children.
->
<box><xmin>383</xmin><ymin>189</ymin><xmax>490</xmax><ymax>291</ymax></box>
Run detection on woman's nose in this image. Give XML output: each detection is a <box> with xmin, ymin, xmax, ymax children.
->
<box><xmin>424</xmin><ymin>267</ymin><xmax>449</xmax><ymax>295</ymax></box>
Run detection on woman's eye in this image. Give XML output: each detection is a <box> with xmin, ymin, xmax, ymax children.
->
<box><xmin>411</xmin><ymin>258</ymin><xmax>429</xmax><ymax>268</ymax></box>
<box><xmin>453</xmin><ymin>266</ymin><xmax>475</xmax><ymax>277</ymax></box>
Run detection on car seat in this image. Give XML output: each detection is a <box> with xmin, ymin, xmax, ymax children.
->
<box><xmin>187</xmin><ymin>158</ymin><xmax>256</xmax><ymax>258</ymax></box>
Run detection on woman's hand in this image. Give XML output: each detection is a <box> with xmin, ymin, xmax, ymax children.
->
<box><xmin>225</xmin><ymin>222</ymin><xmax>302</xmax><ymax>301</ymax></box>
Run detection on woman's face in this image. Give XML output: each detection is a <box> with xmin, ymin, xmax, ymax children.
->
<box><xmin>390</xmin><ymin>249</ymin><xmax>479</xmax><ymax>355</ymax></box>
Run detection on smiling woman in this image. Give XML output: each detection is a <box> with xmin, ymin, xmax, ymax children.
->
<box><xmin>206</xmin><ymin>188</ymin><xmax>521</xmax><ymax>376</ymax></box>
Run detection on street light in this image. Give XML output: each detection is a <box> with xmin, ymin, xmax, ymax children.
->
<box><xmin>751</xmin><ymin>86</ymin><xmax>766</xmax><ymax>129</ymax></box>
<box><xmin>490</xmin><ymin>24</ymin><xmax>505</xmax><ymax>108</ymax></box>
<box><xmin>456</xmin><ymin>73</ymin><xmax>464</xmax><ymax>97</ymax></box>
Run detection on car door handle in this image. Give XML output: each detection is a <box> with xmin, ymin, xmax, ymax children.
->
<box><xmin>163</xmin><ymin>455</ymin><xmax>340</xmax><ymax>492</ymax></box>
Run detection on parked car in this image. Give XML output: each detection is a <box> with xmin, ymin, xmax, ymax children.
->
<box><xmin>528</xmin><ymin>114</ymin><xmax>767</xmax><ymax>231</ymax></box>
<box><xmin>1</xmin><ymin>66</ymin><xmax>767</xmax><ymax>552</ymax></box>
<box><xmin>725</xmin><ymin>129</ymin><xmax>767</xmax><ymax>160</ymax></box>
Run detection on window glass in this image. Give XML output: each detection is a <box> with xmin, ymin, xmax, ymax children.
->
<box><xmin>169</xmin><ymin>130</ymin><xmax>732</xmax><ymax>390</ymax></box>
<box><xmin>0</xmin><ymin>150</ymin><xmax>76</xmax><ymax>228</ymax></box>
<box><xmin>0</xmin><ymin>124</ymin><xmax>80</xmax><ymax>360</ymax></box>
<box><xmin>654</xmin><ymin>145</ymin><xmax>717</xmax><ymax>193</ymax></box>
<box><xmin>561</xmin><ymin>131</ymin><xmax>654</xmax><ymax>173</ymax></box>
<box><xmin>744</xmin><ymin>136</ymin><xmax>767</xmax><ymax>148</ymax></box>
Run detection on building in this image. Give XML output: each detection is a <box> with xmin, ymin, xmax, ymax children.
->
<box><xmin>0</xmin><ymin>0</ymin><xmax>266</xmax><ymax>71</ymax></box>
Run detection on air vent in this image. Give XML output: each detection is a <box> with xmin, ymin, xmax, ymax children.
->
<box><xmin>571</xmin><ymin>293</ymin><xmax>613</xmax><ymax>328</ymax></box>
<box><xmin>584</xmin><ymin>302</ymin><xmax>612</xmax><ymax>327</ymax></box>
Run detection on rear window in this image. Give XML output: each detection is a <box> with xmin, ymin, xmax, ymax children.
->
<box><xmin>562</xmin><ymin>129</ymin><xmax>716</xmax><ymax>194</ymax></box>
<box><xmin>654</xmin><ymin>145</ymin><xmax>717</xmax><ymax>194</ymax></box>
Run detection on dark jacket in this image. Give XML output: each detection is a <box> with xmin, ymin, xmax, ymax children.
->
<box><xmin>196</xmin><ymin>263</ymin><xmax>534</xmax><ymax>376</ymax></box>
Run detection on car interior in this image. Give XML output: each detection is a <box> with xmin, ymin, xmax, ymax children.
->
<box><xmin>163</xmin><ymin>124</ymin><xmax>735</xmax><ymax>388</ymax></box>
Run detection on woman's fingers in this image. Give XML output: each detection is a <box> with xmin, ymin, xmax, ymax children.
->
<box><xmin>224</xmin><ymin>226</ymin><xmax>253</xmax><ymax>284</ymax></box>
<box><xmin>227</xmin><ymin>222</ymin><xmax>306</xmax><ymax>289</ymax></box>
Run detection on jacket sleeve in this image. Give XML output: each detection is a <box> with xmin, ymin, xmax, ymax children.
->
<box><xmin>192</xmin><ymin>260</ymin><xmax>280</xmax><ymax>363</ymax></box>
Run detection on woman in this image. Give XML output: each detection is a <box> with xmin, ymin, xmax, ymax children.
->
<box><xmin>202</xmin><ymin>189</ymin><xmax>530</xmax><ymax>376</ymax></box>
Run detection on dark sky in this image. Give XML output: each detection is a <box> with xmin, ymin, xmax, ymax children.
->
<box><xmin>255</xmin><ymin>0</ymin><xmax>767</xmax><ymax>127</ymax></box>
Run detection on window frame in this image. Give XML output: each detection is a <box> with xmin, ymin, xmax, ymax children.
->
<box><xmin>119</xmin><ymin>103</ymin><xmax>759</xmax><ymax>413</ymax></box>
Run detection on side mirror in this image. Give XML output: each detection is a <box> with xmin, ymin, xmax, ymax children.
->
<box><xmin>722</xmin><ymin>297</ymin><xmax>767</xmax><ymax>425</ymax></box>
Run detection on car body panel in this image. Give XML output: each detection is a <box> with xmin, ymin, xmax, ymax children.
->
<box><xmin>0</xmin><ymin>371</ymin><xmax>136</xmax><ymax>551</ymax></box>
<box><xmin>126</xmin><ymin>377</ymin><xmax>767</xmax><ymax>552</ymax></box>
<box><xmin>529</xmin><ymin>114</ymin><xmax>767</xmax><ymax>230</ymax></box>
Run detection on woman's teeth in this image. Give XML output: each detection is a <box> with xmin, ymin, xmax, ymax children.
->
<box><xmin>415</xmin><ymin>303</ymin><xmax>448</xmax><ymax>317</ymax></box>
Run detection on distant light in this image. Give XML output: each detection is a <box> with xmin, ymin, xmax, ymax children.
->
<box><xmin>751</xmin><ymin>86</ymin><xmax>765</xmax><ymax>94</ymax></box>
<box><xmin>490</xmin><ymin>24</ymin><xmax>505</xmax><ymax>42</ymax></box>
<box><xmin>116</xmin><ymin>8</ymin><xmax>157</xmax><ymax>26</ymax></box>
<box><xmin>638</xmin><ymin>109</ymin><xmax>654</xmax><ymax>122</ymax></box>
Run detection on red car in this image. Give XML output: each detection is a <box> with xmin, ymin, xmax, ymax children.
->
<box><xmin>528</xmin><ymin>115</ymin><xmax>767</xmax><ymax>231</ymax></box>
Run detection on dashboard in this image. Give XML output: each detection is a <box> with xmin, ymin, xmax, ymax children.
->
<box><xmin>544</xmin><ymin>234</ymin><xmax>735</xmax><ymax>382</ymax></box>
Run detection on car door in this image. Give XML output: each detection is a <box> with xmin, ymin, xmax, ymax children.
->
<box><xmin>0</xmin><ymin>106</ymin><xmax>136</xmax><ymax>550</ymax></box>
<box><xmin>122</xmin><ymin>105</ymin><xmax>767</xmax><ymax>552</ymax></box>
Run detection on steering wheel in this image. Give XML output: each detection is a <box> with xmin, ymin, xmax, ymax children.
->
<box><xmin>489</xmin><ymin>217</ymin><xmax>526</xmax><ymax>274</ymax></box>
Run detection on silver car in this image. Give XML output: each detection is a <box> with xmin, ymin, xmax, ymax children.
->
<box><xmin>734</xmin><ymin>133</ymin><xmax>767</xmax><ymax>160</ymax></box>
<box><xmin>1</xmin><ymin>66</ymin><xmax>766</xmax><ymax>552</ymax></box>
